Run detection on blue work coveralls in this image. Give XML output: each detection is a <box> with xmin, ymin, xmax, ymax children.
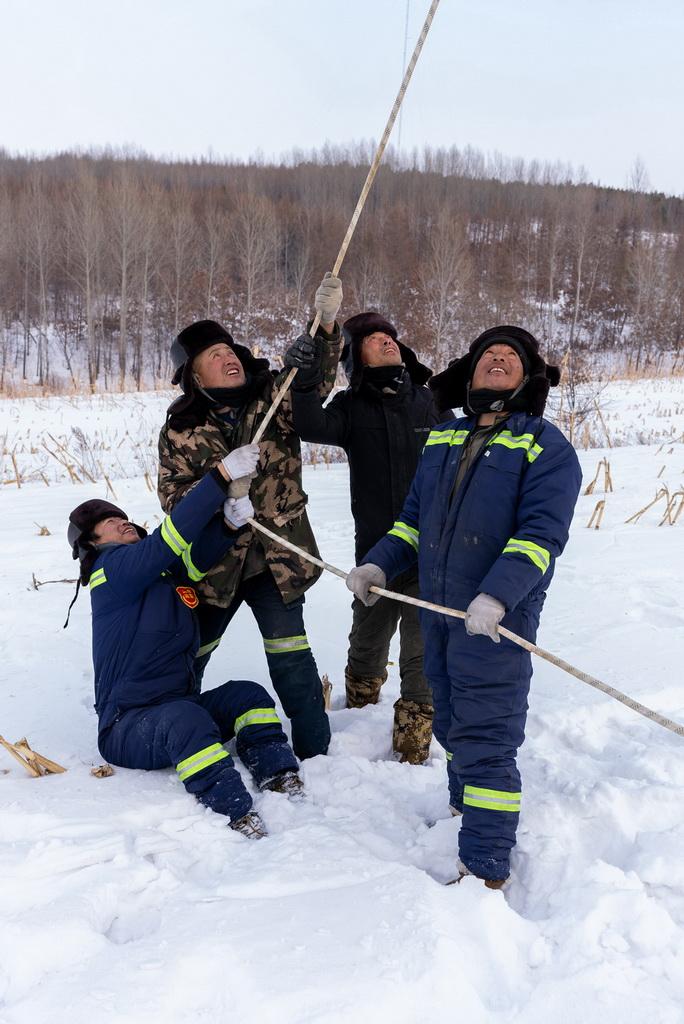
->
<box><xmin>362</xmin><ymin>412</ymin><xmax>582</xmax><ymax>880</ymax></box>
<box><xmin>88</xmin><ymin>469</ymin><xmax>297</xmax><ymax>822</ymax></box>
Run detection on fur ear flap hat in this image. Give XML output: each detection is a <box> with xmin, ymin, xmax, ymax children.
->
<box><xmin>341</xmin><ymin>311</ymin><xmax>432</xmax><ymax>388</ymax></box>
<box><xmin>429</xmin><ymin>325</ymin><xmax>560</xmax><ymax>416</ymax></box>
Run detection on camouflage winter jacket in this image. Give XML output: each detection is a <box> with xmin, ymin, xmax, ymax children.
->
<box><xmin>158</xmin><ymin>323</ymin><xmax>342</xmax><ymax>608</ymax></box>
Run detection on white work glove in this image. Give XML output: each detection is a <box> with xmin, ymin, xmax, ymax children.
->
<box><xmin>221</xmin><ymin>443</ymin><xmax>260</xmax><ymax>481</ymax></box>
<box><xmin>223</xmin><ymin>494</ymin><xmax>254</xmax><ymax>529</ymax></box>
<box><xmin>314</xmin><ymin>272</ymin><xmax>343</xmax><ymax>324</ymax></box>
<box><xmin>346</xmin><ymin>563</ymin><xmax>386</xmax><ymax>607</ymax></box>
<box><xmin>465</xmin><ymin>593</ymin><xmax>506</xmax><ymax>643</ymax></box>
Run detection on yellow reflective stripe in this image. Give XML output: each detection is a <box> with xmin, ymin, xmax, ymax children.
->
<box><xmin>176</xmin><ymin>743</ymin><xmax>230</xmax><ymax>782</ymax></box>
<box><xmin>425</xmin><ymin>428</ymin><xmax>469</xmax><ymax>448</ymax></box>
<box><xmin>234</xmin><ymin>707</ymin><xmax>281</xmax><ymax>733</ymax></box>
<box><xmin>489</xmin><ymin>431</ymin><xmax>544</xmax><ymax>463</ymax></box>
<box><xmin>195</xmin><ymin>638</ymin><xmax>221</xmax><ymax>658</ymax></box>
<box><xmin>182</xmin><ymin>544</ymin><xmax>206</xmax><ymax>582</ymax></box>
<box><xmin>445</xmin><ymin>751</ymin><xmax>453</xmax><ymax>761</ymax></box>
<box><xmin>503</xmin><ymin>537</ymin><xmax>551</xmax><ymax>573</ymax></box>
<box><xmin>388</xmin><ymin>519</ymin><xmax>419</xmax><ymax>551</ymax></box>
<box><xmin>161</xmin><ymin>515</ymin><xmax>188</xmax><ymax>556</ymax></box>
<box><xmin>263</xmin><ymin>635</ymin><xmax>310</xmax><ymax>654</ymax></box>
<box><xmin>89</xmin><ymin>568</ymin><xmax>107</xmax><ymax>590</ymax></box>
<box><xmin>463</xmin><ymin>785</ymin><xmax>521</xmax><ymax>813</ymax></box>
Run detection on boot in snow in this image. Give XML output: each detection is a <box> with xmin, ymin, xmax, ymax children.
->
<box><xmin>229</xmin><ymin>811</ymin><xmax>267</xmax><ymax>839</ymax></box>
<box><xmin>454</xmin><ymin>860</ymin><xmax>507</xmax><ymax>890</ymax></box>
<box><xmin>260</xmin><ymin>769</ymin><xmax>304</xmax><ymax>799</ymax></box>
<box><xmin>345</xmin><ymin>668</ymin><xmax>386</xmax><ymax>709</ymax></box>
<box><xmin>392</xmin><ymin>698</ymin><xmax>433</xmax><ymax>764</ymax></box>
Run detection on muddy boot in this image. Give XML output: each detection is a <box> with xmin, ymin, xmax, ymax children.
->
<box><xmin>392</xmin><ymin>698</ymin><xmax>433</xmax><ymax>765</ymax></box>
<box><xmin>345</xmin><ymin>668</ymin><xmax>386</xmax><ymax>709</ymax></box>
<box><xmin>229</xmin><ymin>811</ymin><xmax>267</xmax><ymax>839</ymax></box>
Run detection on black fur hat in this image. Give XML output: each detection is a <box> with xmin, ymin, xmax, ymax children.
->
<box><xmin>341</xmin><ymin>311</ymin><xmax>432</xmax><ymax>389</ymax></box>
<box><xmin>68</xmin><ymin>499</ymin><xmax>146</xmax><ymax>584</ymax></box>
<box><xmin>429</xmin><ymin>325</ymin><xmax>560</xmax><ymax>416</ymax></box>
<box><xmin>167</xmin><ymin>319</ymin><xmax>272</xmax><ymax>428</ymax></box>
<box><xmin>170</xmin><ymin>320</ymin><xmax>235</xmax><ymax>386</ymax></box>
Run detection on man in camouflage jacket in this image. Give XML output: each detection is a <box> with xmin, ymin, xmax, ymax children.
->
<box><xmin>158</xmin><ymin>275</ymin><xmax>343</xmax><ymax>759</ymax></box>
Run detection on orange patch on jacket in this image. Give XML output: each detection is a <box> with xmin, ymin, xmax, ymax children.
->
<box><xmin>176</xmin><ymin>586</ymin><xmax>199</xmax><ymax>609</ymax></box>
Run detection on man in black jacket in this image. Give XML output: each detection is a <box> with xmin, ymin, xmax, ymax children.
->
<box><xmin>287</xmin><ymin>311</ymin><xmax>447</xmax><ymax>763</ymax></box>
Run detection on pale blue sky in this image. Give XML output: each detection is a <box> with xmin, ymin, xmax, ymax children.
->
<box><xmin>2</xmin><ymin>0</ymin><xmax>682</xmax><ymax>195</ymax></box>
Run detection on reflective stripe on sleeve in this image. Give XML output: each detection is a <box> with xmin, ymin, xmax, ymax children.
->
<box><xmin>263</xmin><ymin>635</ymin><xmax>310</xmax><ymax>655</ymax></box>
<box><xmin>89</xmin><ymin>568</ymin><xmax>107</xmax><ymax>590</ymax></box>
<box><xmin>387</xmin><ymin>519</ymin><xmax>419</xmax><ymax>551</ymax></box>
<box><xmin>176</xmin><ymin>743</ymin><xmax>230</xmax><ymax>782</ymax></box>
<box><xmin>502</xmin><ymin>537</ymin><xmax>551</xmax><ymax>573</ymax></box>
<box><xmin>161</xmin><ymin>515</ymin><xmax>189</xmax><ymax>557</ymax></box>
<box><xmin>195</xmin><ymin>638</ymin><xmax>221</xmax><ymax>659</ymax></box>
<box><xmin>182</xmin><ymin>544</ymin><xmax>206</xmax><ymax>582</ymax></box>
<box><xmin>463</xmin><ymin>785</ymin><xmax>521</xmax><ymax>813</ymax></box>
<box><xmin>489</xmin><ymin>431</ymin><xmax>544</xmax><ymax>463</ymax></box>
<box><xmin>234</xmin><ymin>707</ymin><xmax>281</xmax><ymax>734</ymax></box>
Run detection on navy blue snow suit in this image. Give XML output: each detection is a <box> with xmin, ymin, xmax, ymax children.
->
<box><xmin>88</xmin><ymin>468</ymin><xmax>298</xmax><ymax>822</ymax></box>
<box><xmin>361</xmin><ymin>412</ymin><xmax>582</xmax><ymax>880</ymax></box>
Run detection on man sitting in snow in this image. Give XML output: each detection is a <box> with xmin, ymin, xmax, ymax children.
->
<box><xmin>347</xmin><ymin>327</ymin><xmax>582</xmax><ymax>886</ymax></box>
<box><xmin>67</xmin><ymin>442</ymin><xmax>302</xmax><ymax>840</ymax></box>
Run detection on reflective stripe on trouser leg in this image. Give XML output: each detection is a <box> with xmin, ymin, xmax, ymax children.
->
<box><xmin>263</xmin><ymin>635</ymin><xmax>311</xmax><ymax>655</ymax></box>
<box><xmin>176</xmin><ymin>742</ymin><xmax>230</xmax><ymax>781</ymax></box>
<box><xmin>234</xmin><ymin>707</ymin><xmax>282</xmax><ymax>733</ymax></box>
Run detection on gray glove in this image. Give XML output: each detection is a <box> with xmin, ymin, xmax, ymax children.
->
<box><xmin>346</xmin><ymin>563</ymin><xmax>386</xmax><ymax>607</ymax></box>
<box><xmin>221</xmin><ymin>443</ymin><xmax>260</xmax><ymax>481</ymax></box>
<box><xmin>314</xmin><ymin>272</ymin><xmax>343</xmax><ymax>323</ymax></box>
<box><xmin>465</xmin><ymin>593</ymin><xmax>506</xmax><ymax>643</ymax></box>
<box><xmin>223</xmin><ymin>494</ymin><xmax>254</xmax><ymax>529</ymax></box>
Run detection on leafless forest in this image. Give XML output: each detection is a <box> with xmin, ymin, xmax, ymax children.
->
<box><xmin>0</xmin><ymin>145</ymin><xmax>682</xmax><ymax>394</ymax></box>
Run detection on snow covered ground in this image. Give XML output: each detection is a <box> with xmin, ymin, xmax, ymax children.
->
<box><xmin>1</xmin><ymin>388</ymin><xmax>683</xmax><ymax>1023</ymax></box>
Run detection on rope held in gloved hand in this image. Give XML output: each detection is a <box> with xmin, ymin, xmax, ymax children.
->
<box><xmin>251</xmin><ymin>0</ymin><xmax>442</xmax><ymax>445</ymax></box>
<box><xmin>247</xmin><ymin>516</ymin><xmax>684</xmax><ymax>740</ymax></box>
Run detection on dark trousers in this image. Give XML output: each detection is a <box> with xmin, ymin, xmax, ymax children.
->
<box><xmin>195</xmin><ymin>570</ymin><xmax>330</xmax><ymax>761</ymax></box>
<box><xmin>347</xmin><ymin>569</ymin><xmax>432</xmax><ymax>705</ymax></box>
<box><xmin>99</xmin><ymin>680</ymin><xmax>298</xmax><ymax>822</ymax></box>
<box><xmin>423</xmin><ymin>608</ymin><xmax>535</xmax><ymax>881</ymax></box>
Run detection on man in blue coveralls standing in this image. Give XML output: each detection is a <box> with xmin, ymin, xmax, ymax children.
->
<box><xmin>347</xmin><ymin>327</ymin><xmax>582</xmax><ymax>886</ymax></box>
<box><xmin>68</xmin><ymin>441</ymin><xmax>302</xmax><ymax>840</ymax></box>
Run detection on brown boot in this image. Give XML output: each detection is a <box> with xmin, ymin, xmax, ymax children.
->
<box><xmin>345</xmin><ymin>668</ymin><xmax>386</xmax><ymax>709</ymax></box>
<box><xmin>392</xmin><ymin>698</ymin><xmax>433</xmax><ymax>765</ymax></box>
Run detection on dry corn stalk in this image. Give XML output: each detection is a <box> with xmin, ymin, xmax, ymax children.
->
<box><xmin>584</xmin><ymin>458</ymin><xmax>613</xmax><ymax>495</ymax></box>
<box><xmin>625</xmin><ymin>487</ymin><xmax>669</xmax><ymax>524</ymax></box>
<box><xmin>659</xmin><ymin>489</ymin><xmax>684</xmax><ymax>527</ymax></box>
<box><xmin>587</xmin><ymin>499</ymin><xmax>606</xmax><ymax>530</ymax></box>
<box><xmin>0</xmin><ymin>734</ymin><xmax>66</xmax><ymax>777</ymax></box>
<box><xmin>321</xmin><ymin>674</ymin><xmax>333</xmax><ymax>711</ymax></box>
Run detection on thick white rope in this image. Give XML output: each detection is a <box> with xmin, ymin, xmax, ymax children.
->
<box><xmin>252</xmin><ymin>0</ymin><xmax>442</xmax><ymax>444</ymax></box>
<box><xmin>247</xmin><ymin>516</ymin><xmax>684</xmax><ymax>739</ymax></box>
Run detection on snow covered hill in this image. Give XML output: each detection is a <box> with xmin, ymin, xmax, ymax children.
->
<box><xmin>1</xmin><ymin>390</ymin><xmax>683</xmax><ymax>1023</ymax></box>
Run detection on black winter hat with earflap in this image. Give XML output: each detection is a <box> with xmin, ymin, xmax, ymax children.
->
<box><xmin>64</xmin><ymin>499</ymin><xmax>147</xmax><ymax>627</ymax></box>
<box><xmin>167</xmin><ymin>319</ymin><xmax>271</xmax><ymax>427</ymax></box>
<box><xmin>67</xmin><ymin>499</ymin><xmax>146</xmax><ymax>582</ymax></box>
<box><xmin>429</xmin><ymin>325</ymin><xmax>561</xmax><ymax>417</ymax></box>
<box><xmin>341</xmin><ymin>311</ymin><xmax>432</xmax><ymax>389</ymax></box>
